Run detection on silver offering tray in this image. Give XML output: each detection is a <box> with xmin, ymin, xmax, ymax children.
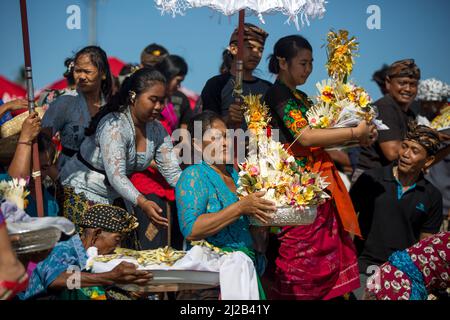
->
<box><xmin>249</xmin><ymin>205</ymin><xmax>317</xmax><ymax>227</ymax></box>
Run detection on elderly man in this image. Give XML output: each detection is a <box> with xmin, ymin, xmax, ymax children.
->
<box><xmin>356</xmin><ymin>59</ymin><xmax>421</xmax><ymax>177</ymax></box>
<box><xmin>19</xmin><ymin>205</ymin><xmax>152</xmax><ymax>300</ymax></box>
<box><xmin>350</xmin><ymin>123</ymin><xmax>443</xmax><ymax>299</ymax></box>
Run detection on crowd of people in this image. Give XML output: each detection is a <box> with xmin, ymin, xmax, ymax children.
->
<box><xmin>0</xmin><ymin>22</ymin><xmax>449</xmax><ymax>301</ymax></box>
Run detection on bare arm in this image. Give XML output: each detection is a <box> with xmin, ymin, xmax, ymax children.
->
<box><xmin>419</xmin><ymin>232</ymin><xmax>434</xmax><ymax>241</ymax></box>
<box><xmin>0</xmin><ymin>99</ymin><xmax>28</xmax><ymax>119</ymax></box>
<box><xmin>298</xmin><ymin>120</ymin><xmax>376</xmax><ymax>148</ymax></box>
<box><xmin>327</xmin><ymin>150</ymin><xmax>352</xmax><ymax>173</ymax></box>
<box><xmin>187</xmin><ymin>203</ymin><xmax>242</xmax><ymax>241</ymax></box>
<box><xmin>379</xmin><ymin>140</ymin><xmax>401</xmax><ymax>162</ymax></box>
<box><xmin>48</xmin><ymin>261</ymin><xmax>152</xmax><ymax>290</ymax></box>
<box><xmin>187</xmin><ymin>192</ymin><xmax>275</xmax><ymax>241</ymax></box>
<box><xmin>48</xmin><ymin>271</ymin><xmax>115</xmax><ymax>290</ymax></box>
<box><xmin>7</xmin><ymin>113</ymin><xmax>41</xmax><ymax>179</ymax></box>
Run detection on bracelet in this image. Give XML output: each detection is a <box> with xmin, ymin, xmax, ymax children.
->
<box><xmin>350</xmin><ymin>128</ymin><xmax>355</xmax><ymax>141</ymax></box>
<box><xmin>17</xmin><ymin>141</ymin><xmax>32</xmax><ymax>146</ymax></box>
<box><xmin>32</xmin><ymin>171</ymin><xmax>41</xmax><ymax>178</ymax></box>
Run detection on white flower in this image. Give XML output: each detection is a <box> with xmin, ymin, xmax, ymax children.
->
<box><xmin>394</xmin><ymin>270</ymin><xmax>403</xmax><ymax>278</ymax></box>
<box><xmin>391</xmin><ymin>281</ymin><xmax>401</xmax><ymax>291</ymax></box>
<box><xmin>401</xmin><ymin>292</ymin><xmax>410</xmax><ymax>300</ymax></box>
<box><xmin>401</xmin><ymin>279</ymin><xmax>411</xmax><ymax>290</ymax></box>
<box><xmin>418</xmin><ymin>254</ymin><xmax>428</xmax><ymax>264</ymax></box>
<box><xmin>429</xmin><ymin>261</ymin><xmax>436</xmax><ymax>270</ymax></box>
<box><xmin>432</xmin><ymin>238</ymin><xmax>441</xmax><ymax>245</ymax></box>
<box><xmin>424</xmin><ymin>246</ymin><xmax>434</xmax><ymax>254</ymax></box>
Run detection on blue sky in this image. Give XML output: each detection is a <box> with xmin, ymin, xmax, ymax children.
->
<box><xmin>1</xmin><ymin>0</ymin><xmax>449</xmax><ymax>101</ymax></box>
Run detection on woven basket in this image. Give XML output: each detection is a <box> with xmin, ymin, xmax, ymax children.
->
<box><xmin>0</xmin><ymin>107</ymin><xmax>45</xmax><ymax>138</ymax></box>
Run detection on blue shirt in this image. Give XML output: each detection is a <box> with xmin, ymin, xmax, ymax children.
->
<box><xmin>175</xmin><ymin>162</ymin><xmax>253</xmax><ymax>249</ymax></box>
<box><xmin>19</xmin><ymin>234</ymin><xmax>88</xmax><ymax>300</ymax></box>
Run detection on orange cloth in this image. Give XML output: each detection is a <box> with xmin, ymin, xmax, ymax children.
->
<box><xmin>286</xmin><ymin>142</ymin><xmax>362</xmax><ymax>238</ymax></box>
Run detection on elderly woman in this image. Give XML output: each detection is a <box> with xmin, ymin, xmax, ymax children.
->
<box><xmin>175</xmin><ymin>111</ymin><xmax>276</xmax><ymax>299</ymax></box>
<box><xmin>19</xmin><ymin>204</ymin><xmax>151</xmax><ymax>300</ymax></box>
<box><xmin>60</xmin><ymin>68</ymin><xmax>181</xmax><ymax>232</ymax></box>
<box><xmin>42</xmin><ymin>46</ymin><xmax>112</xmax><ymax>168</ymax></box>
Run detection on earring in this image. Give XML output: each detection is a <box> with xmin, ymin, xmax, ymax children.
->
<box><xmin>129</xmin><ymin>90</ymin><xmax>136</xmax><ymax>104</ymax></box>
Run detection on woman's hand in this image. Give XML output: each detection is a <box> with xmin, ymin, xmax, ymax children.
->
<box><xmin>19</xmin><ymin>112</ymin><xmax>41</xmax><ymax>143</ymax></box>
<box><xmin>354</xmin><ymin>121</ymin><xmax>377</xmax><ymax>147</ymax></box>
<box><xmin>2</xmin><ymin>99</ymin><xmax>28</xmax><ymax>112</ymax></box>
<box><xmin>237</xmin><ymin>191</ymin><xmax>277</xmax><ymax>224</ymax></box>
<box><xmin>137</xmin><ymin>195</ymin><xmax>169</xmax><ymax>227</ymax></box>
<box><xmin>108</xmin><ymin>261</ymin><xmax>153</xmax><ymax>285</ymax></box>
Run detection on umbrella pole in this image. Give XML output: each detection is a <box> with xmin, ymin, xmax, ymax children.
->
<box><xmin>234</xmin><ymin>9</ymin><xmax>245</xmax><ymax>105</ymax></box>
<box><xmin>19</xmin><ymin>0</ymin><xmax>44</xmax><ymax>217</ymax></box>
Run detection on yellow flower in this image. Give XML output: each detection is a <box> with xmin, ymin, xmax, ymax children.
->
<box><xmin>320</xmin><ymin>86</ymin><xmax>334</xmax><ymax>103</ymax></box>
<box><xmin>358</xmin><ymin>92</ymin><xmax>370</xmax><ymax>107</ymax></box>
<box><xmin>303</xmin><ymin>187</ymin><xmax>315</xmax><ymax>201</ymax></box>
<box><xmin>295</xmin><ymin>194</ymin><xmax>307</xmax><ymax>206</ymax></box>
<box><xmin>321</xmin><ymin>116</ymin><xmax>331</xmax><ymax>128</ymax></box>
<box><xmin>347</xmin><ymin>92</ymin><xmax>356</xmax><ymax>102</ymax></box>
<box><xmin>343</xmin><ymin>84</ymin><xmax>353</xmax><ymax>93</ymax></box>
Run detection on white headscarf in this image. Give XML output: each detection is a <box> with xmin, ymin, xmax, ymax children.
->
<box><xmin>417</xmin><ymin>78</ymin><xmax>450</xmax><ymax>101</ymax></box>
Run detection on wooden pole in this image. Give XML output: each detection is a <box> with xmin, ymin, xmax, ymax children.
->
<box><xmin>234</xmin><ymin>9</ymin><xmax>245</xmax><ymax>105</ymax></box>
<box><xmin>19</xmin><ymin>0</ymin><xmax>44</xmax><ymax>217</ymax></box>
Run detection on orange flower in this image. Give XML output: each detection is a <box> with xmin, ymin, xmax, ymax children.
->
<box><xmin>250</xmin><ymin>110</ymin><xmax>262</xmax><ymax>122</ymax></box>
<box><xmin>289</xmin><ymin>109</ymin><xmax>305</xmax><ymax>121</ymax></box>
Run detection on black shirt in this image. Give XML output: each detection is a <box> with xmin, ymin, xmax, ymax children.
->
<box><xmin>263</xmin><ymin>80</ymin><xmax>310</xmax><ymax>144</ymax></box>
<box><xmin>199</xmin><ymin>72</ymin><xmax>272</xmax><ymax>116</ymax></box>
<box><xmin>357</xmin><ymin>94</ymin><xmax>416</xmax><ymax>170</ymax></box>
<box><xmin>170</xmin><ymin>90</ymin><xmax>194</xmax><ymax>127</ymax></box>
<box><xmin>350</xmin><ymin>164</ymin><xmax>443</xmax><ymax>274</ymax></box>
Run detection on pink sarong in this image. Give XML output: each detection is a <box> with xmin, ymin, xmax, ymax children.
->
<box><xmin>272</xmin><ymin>200</ymin><xmax>360</xmax><ymax>300</ymax></box>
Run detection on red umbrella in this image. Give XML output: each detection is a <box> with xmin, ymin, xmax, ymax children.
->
<box><xmin>0</xmin><ymin>75</ymin><xmax>26</xmax><ymax>102</ymax></box>
<box><xmin>45</xmin><ymin>78</ymin><xmax>68</xmax><ymax>91</ymax></box>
